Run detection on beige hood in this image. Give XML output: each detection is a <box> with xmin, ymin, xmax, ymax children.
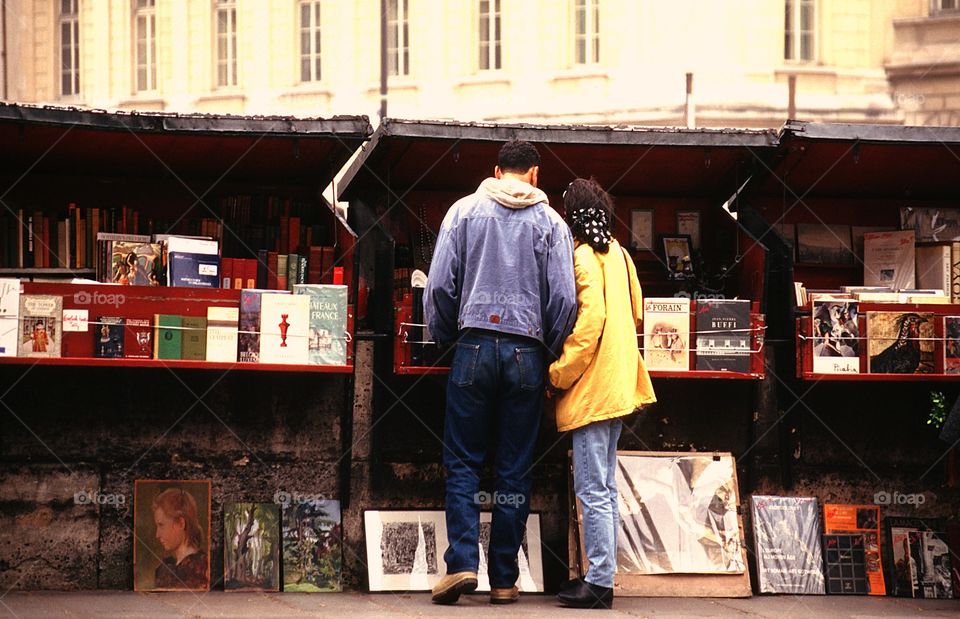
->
<box><xmin>478</xmin><ymin>177</ymin><xmax>549</xmax><ymax>209</ymax></box>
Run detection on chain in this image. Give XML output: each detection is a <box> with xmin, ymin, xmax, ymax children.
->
<box><xmin>418</xmin><ymin>203</ymin><xmax>435</xmax><ymax>265</ymax></box>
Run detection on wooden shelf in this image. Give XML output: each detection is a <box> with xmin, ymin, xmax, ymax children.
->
<box><xmin>0</xmin><ymin>356</ymin><xmax>352</xmax><ymax>373</ymax></box>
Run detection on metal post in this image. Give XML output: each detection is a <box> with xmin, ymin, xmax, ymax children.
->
<box><xmin>685</xmin><ymin>72</ymin><xmax>695</xmax><ymax>129</ymax></box>
<box><xmin>379</xmin><ymin>0</ymin><xmax>388</xmax><ymax>121</ymax></box>
<box><xmin>788</xmin><ymin>75</ymin><xmax>797</xmax><ymax>121</ymax></box>
<box><xmin>1</xmin><ymin>0</ymin><xmax>7</xmax><ymax>101</ymax></box>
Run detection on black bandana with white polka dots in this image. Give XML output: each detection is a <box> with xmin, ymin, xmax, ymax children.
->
<box><xmin>569</xmin><ymin>204</ymin><xmax>612</xmax><ymax>252</ymax></box>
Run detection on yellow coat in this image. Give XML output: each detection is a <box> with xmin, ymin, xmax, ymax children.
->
<box><xmin>548</xmin><ymin>239</ymin><xmax>656</xmax><ymax>432</ymax></box>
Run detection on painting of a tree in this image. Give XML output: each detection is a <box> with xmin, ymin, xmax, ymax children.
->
<box><xmin>282</xmin><ymin>499</ymin><xmax>342</xmax><ymax>592</ymax></box>
<box><xmin>223</xmin><ymin>502</ymin><xmax>280</xmax><ymax>592</ymax></box>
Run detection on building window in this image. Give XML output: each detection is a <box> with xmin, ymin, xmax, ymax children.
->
<box><xmin>215</xmin><ymin>0</ymin><xmax>237</xmax><ymax>87</ymax></box>
<box><xmin>300</xmin><ymin>0</ymin><xmax>321</xmax><ymax>82</ymax></box>
<box><xmin>59</xmin><ymin>0</ymin><xmax>80</xmax><ymax>97</ymax></box>
<box><xmin>387</xmin><ymin>0</ymin><xmax>409</xmax><ymax>77</ymax></box>
<box><xmin>134</xmin><ymin>0</ymin><xmax>157</xmax><ymax>92</ymax></box>
<box><xmin>479</xmin><ymin>0</ymin><xmax>501</xmax><ymax>71</ymax></box>
<box><xmin>785</xmin><ymin>0</ymin><xmax>816</xmax><ymax>62</ymax></box>
<box><xmin>574</xmin><ymin>0</ymin><xmax>599</xmax><ymax>65</ymax></box>
<box><xmin>931</xmin><ymin>0</ymin><xmax>959</xmax><ymax>13</ymax></box>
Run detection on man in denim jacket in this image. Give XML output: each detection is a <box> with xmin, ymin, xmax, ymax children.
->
<box><xmin>425</xmin><ymin>140</ymin><xmax>576</xmax><ymax>605</ymax></box>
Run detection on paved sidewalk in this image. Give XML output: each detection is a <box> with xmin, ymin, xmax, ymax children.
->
<box><xmin>0</xmin><ymin>591</ymin><xmax>957</xmax><ymax>618</ymax></box>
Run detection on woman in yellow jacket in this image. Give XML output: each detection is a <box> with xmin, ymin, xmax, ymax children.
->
<box><xmin>550</xmin><ymin>178</ymin><xmax>656</xmax><ymax>610</ymax></box>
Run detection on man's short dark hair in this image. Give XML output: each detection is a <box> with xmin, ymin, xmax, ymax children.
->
<box><xmin>498</xmin><ymin>139</ymin><xmax>541</xmax><ymax>173</ymax></box>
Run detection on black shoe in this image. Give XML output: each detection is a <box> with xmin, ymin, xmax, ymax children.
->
<box><xmin>558</xmin><ymin>577</ymin><xmax>580</xmax><ymax>594</ymax></box>
<box><xmin>556</xmin><ymin>578</ymin><xmax>613</xmax><ymax>609</ymax></box>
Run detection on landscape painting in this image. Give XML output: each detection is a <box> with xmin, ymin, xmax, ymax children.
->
<box><xmin>282</xmin><ymin>499</ymin><xmax>342</xmax><ymax>592</ymax></box>
<box><xmin>223</xmin><ymin>502</ymin><xmax>280</xmax><ymax>592</ymax></box>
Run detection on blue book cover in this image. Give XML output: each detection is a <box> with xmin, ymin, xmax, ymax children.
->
<box><xmin>168</xmin><ymin>252</ymin><xmax>220</xmax><ymax>288</ymax></box>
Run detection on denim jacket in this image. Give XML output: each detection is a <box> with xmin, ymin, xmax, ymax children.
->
<box><xmin>424</xmin><ymin>177</ymin><xmax>577</xmax><ymax>359</ymax></box>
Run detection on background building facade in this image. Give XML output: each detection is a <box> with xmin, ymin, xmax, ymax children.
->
<box><xmin>2</xmin><ymin>1</ymin><xmax>960</xmax><ymax>127</ymax></box>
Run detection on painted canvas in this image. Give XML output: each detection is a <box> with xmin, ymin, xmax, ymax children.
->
<box><xmin>133</xmin><ymin>480</ymin><xmax>211</xmax><ymax>592</ymax></box>
<box><xmin>223</xmin><ymin>502</ymin><xmax>280</xmax><ymax>592</ymax></box>
<box><xmin>282</xmin><ymin>499</ymin><xmax>342</xmax><ymax>592</ymax></box>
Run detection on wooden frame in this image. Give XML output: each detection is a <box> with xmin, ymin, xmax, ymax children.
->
<box><xmin>133</xmin><ymin>479</ymin><xmax>212</xmax><ymax>592</ymax></box>
<box><xmin>629</xmin><ymin>209</ymin><xmax>655</xmax><ymax>251</ymax></box>
<box><xmin>676</xmin><ymin>210</ymin><xmax>701</xmax><ymax>251</ymax></box>
<box><xmin>661</xmin><ymin>234</ymin><xmax>694</xmax><ymax>279</ymax></box>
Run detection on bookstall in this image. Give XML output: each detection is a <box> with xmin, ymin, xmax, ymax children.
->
<box><xmin>338</xmin><ymin>118</ymin><xmax>779</xmax><ymax>466</ymax></box>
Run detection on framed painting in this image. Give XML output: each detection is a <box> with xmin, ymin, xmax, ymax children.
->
<box><xmin>630</xmin><ymin>209</ymin><xmax>655</xmax><ymax>251</ymax></box>
<box><xmin>676</xmin><ymin>210</ymin><xmax>701</xmax><ymax>251</ymax></box>
<box><xmin>224</xmin><ymin>502</ymin><xmax>281</xmax><ymax>592</ymax></box>
<box><xmin>661</xmin><ymin>235</ymin><xmax>694</xmax><ymax>279</ymax></box>
<box><xmin>282</xmin><ymin>499</ymin><xmax>342</xmax><ymax>592</ymax></box>
<box><xmin>364</xmin><ymin>510</ymin><xmax>446</xmax><ymax>592</ymax></box>
<box><xmin>134</xmin><ymin>479</ymin><xmax>211</xmax><ymax>592</ymax></box>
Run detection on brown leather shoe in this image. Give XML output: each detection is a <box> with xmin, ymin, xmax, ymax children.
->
<box><xmin>431</xmin><ymin>571</ymin><xmax>478</xmax><ymax>605</ymax></box>
<box><xmin>490</xmin><ymin>585</ymin><xmax>519</xmax><ymax>604</ymax></box>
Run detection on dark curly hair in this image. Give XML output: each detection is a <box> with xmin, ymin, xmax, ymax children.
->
<box><xmin>563</xmin><ymin>178</ymin><xmax>614</xmax><ymax>254</ymax></box>
<box><xmin>498</xmin><ymin>139</ymin><xmax>541</xmax><ymax>173</ymax></box>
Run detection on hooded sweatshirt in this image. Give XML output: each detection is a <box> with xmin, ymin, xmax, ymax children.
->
<box><xmin>425</xmin><ymin>177</ymin><xmax>577</xmax><ymax>358</ymax></box>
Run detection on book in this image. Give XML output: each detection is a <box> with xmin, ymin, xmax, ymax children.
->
<box><xmin>153</xmin><ymin>314</ymin><xmax>183</xmax><ymax>360</ymax></box>
<box><xmin>277</xmin><ymin>254</ymin><xmax>289</xmax><ymax>291</ymax></box>
<box><xmin>811</xmin><ymin>301</ymin><xmax>860</xmax><ymax>374</ymax></box>
<box><xmin>642</xmin><ymin>297</ymin><xmax>690</xmax><ymax>371</ymax></box>
<box><xmin>206</xmin><ymin>306</ymin><xmax>239</xmax><ymax>363</ymax></box>
<box><xmin>168</xmin><ymin>252</ymin><xmax>220</xmax><ymax>288</ymax></box>
<box><xmin>93</xmin><ymin>316</ymin><xmax>125</xmax><ymax>358</ymax></box>
<box><xmin>124</xmin><ymin>317</ymin><xmax>153</xmax><ymax>359</ymax></box>
<box><xmin>751</xmin><ymin>496</ymin><xmax>825</xmax><ymax>594</ymax></box>
<box><xmin>694</xmin><ymin>299</ymin><xmax>750</xmax><ymax>372</ymax></box>
<box><xmin>952</xmin><ymin>241</ymin><xmax>960</xmax><ymax>304</ymax></box>
<box><xmin>259</xmin><ymin>293</ymin><xmax>310</xmax><ymax>365</ymax></box>
<box><xmin>947</xmin><ymin>316</ymin><xmax>960</xmax><ymax>374</ymax></box>
<box><xmin>0</xmin><ymin>278</ymin><xmax>19</xmax><ymax>357</ymax></box>
<box><xmin>866</xmin><ymin>311</ymin><xmax>934</xmax><ymax>374</ymax></box>
<box><xmin>883</xmin><ymin>517</ymin><xmax>945</xmax><ymax>598</ymax></box>
<box><xmin>110</xmin><ymin>241</ymin><xmax>162</xmax><ymax>286</ymax></box>
<box><xmin>294</xmin><ymin>284</ymin><xmax>348</xmax><ymax>366</ymax></box>
<box><xmin>17</xmin><ymin>295</ymin><xmax>62</xmax><ymax>358</ymax></box>
<box><xmin>238</xmin><ymin>289</ymin><xmax>290</xmax><ymax>363</ymax></box>
<box><xmin>822</xmin><ymin>504</ymin><xmax>885</xmax><ymax>595</ymax></box>
<box><xmin>864</xmin><ymin>230</ymin><xmax>916</xmax><ymax>290</ymax></box>
<box><xmin>915</xmin><ymin>244</ymin><xmax>951</xmax><ymax>296</ymax></box>
<box><xmin>181</xmin><ymin>316</ymin><xmax>208</xmax><ymax>361</ymax></box>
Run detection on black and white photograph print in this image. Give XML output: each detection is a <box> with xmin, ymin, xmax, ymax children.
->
<box><xmin>364</xmin><ymin>510</ymin><xmax>447</xmax><ymax>591</ymax></box>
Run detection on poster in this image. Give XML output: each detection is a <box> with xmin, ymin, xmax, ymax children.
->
<box><xmin>751</xmin><ymin>496</ymin><xmax>825</xmax><ymax>594</ymax></box>
<box><xmin>822</xmin><ymin>504</ymin><xmax>885</xmax><ymax>595</ymax></box>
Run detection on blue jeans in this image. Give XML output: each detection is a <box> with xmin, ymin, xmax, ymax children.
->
<box><xmin>443</xmin><ymin>329</ymin><xmax>544</xmax><ymax>589</ymax></box>
<box><xmin>572</xmin><ymin>417</ymin><xmax>623</xmax><ymax>588</ymax></box>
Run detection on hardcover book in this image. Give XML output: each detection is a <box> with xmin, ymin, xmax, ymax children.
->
<box><xmin>822</xmin><ymin>504</ymin><xmax>885</xmax><ymax>595</ymax></box>
<box><xmin>124</xmin><ymin>317</ymin><xmax>153</xmax><ymax>359</ymax></box>
<box><xmin>812</xmin><ymin>300</ymin><xmax>860</xmax><ymax>374</ymax></box>
<box><xmin>110</xmin><ymin>241</ymin><xmax>162</xmax><ymax>286</ymax></box>
<box><xmin>694</xmin><ymin>299</ymin><xmax>750</xmax><ymax>372</ymax></box>
<box><xmin>0</xmin><ymin>278</ymin><xmax>19</xmax><ymax>357</ymax></box>
<box><xmin>206</xmin><ymin>306</ymin><xmax>239</xmax><ymax>363</ymax></box>
<box><xmin>751</xmin><ymin>496</ymin><xmax>825</xmax><ymax>594</ymax></box>
<box><xmin>864</xmin><ymin>230</ymin><xmax>916</xmax><ymax>290</ymax></box>
<box><xmin>642</xmin><ymin>297</ymin><xmax>690</xmax><ymax>371</ymax></box>
<box><xmin>168</xmin><ymin>252</ymin><xmax>220</xmax><ymax>288</ymax></box>
<box><xmin>17</xmin><ymin>294</ymin><xmax>62</xmax><ymax>358</ymax></box>
<box><xmin>154</xmin><ymin>314</ymin><xmax>183</xmax><ymax>360</ymax></box>
<box><xmin>866</xmin><ymin>311</ymin><xmax>934</xmax><ymax>374</ymax></box>
<box><xmin>293</xmin><ymin>284</ymin><xmax>348</xmax><ymax>366</ymax></box>
<box><xmin>259</xmin><ymin>293</ymin><xmax>309</xmax><ymax>365</ymax></box>
<box><xmin>238</xmin><ymin>289</ymin><xmax>289</xmax><ymax>363</ymax></box>
<box><xmin>181</xmin><ymin>316</ymin><xmax>208</xmax><ymax>361</ymax></box>
<box><xmin>94</xmin><ymin>316</ymin><xmax>125</xmax><ymax>358</ymax></box>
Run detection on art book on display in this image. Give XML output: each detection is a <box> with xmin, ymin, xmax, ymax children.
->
<box><xmin>866</xmin><ymin>311</ymin><xmax>934</xmax><ymax>375</ymax></box>
<box><xmin>0</xmin><ymin>278</ymin><xmax>19</xmax><ymax>357</ymax></box>
<box><xmin>259</xmin><ymin>293</ymin><xmax>309</xmax><ymax>364</ymax></box>
<box><xmin>694</xmin><ymin>299</ymin><xmax>750</xmax><ymax>372</ymax></box>
<box><xmin>812</xmin><ymin>300</ymin><xmax>860</xmax><ymax>374</ymax></box>
<box><xmin>642</xmin><ymin>297</ymin><xmax>690</xmax><ymax>371</ymax></box>
<box><xmin>750</xmin><ymin>496</ymin><xmax>825</xmax><ymax>594</ymax></box>
<box><xmin>110</xmin><ymin>241</ymin><xmax>162</xmax><ymax>286</ymax></box>
<box><xmin>293</xmin><ymin>284</ymin><xmax>348</xmax><ymax>365</ymax></box>
<box><xmin>17</xmin><ymin>294</ymin><xmax>62</xmax><ymax>358</ymax></box>
<box><xmin>238</xmin><ymin>289</ymin><xmax>289</xmax><ymax>363</ymax></box>
<box><xmin>124</xmin><ymin>317</ymin><xmax>153</xmax><ymax>359</ymax></box>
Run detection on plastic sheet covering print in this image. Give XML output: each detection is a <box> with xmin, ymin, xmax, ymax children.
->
<box><xmin>615</xmin><ymin>454</ymin><xmax>745</xmax><ymax>575</ymax></box>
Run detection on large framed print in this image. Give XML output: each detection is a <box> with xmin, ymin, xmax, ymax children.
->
<box><xmin>676</xmin><ymin>211</ymin><xmax>701</xmax><ymax>251</ymax></box>
<box><xmin>630</xmin><ymin>209</ymin><xmax>654</xmax><ymax>251</ymax></box>
<box><xmin>796</xmin><ymin>223</ymin><xmax>854</xmax><ymax>265</ymax></box>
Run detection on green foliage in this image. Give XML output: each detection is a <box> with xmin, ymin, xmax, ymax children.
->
<box><xmin>928</xmin><ymin>390</ymin><xmax>947</xmax><ymax>428</ymax></box>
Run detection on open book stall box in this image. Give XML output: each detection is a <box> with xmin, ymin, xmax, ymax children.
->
<box><xmin>0</xmin><ymin>103</ymin><xmax>369</xmax><ymax>371</ymax></box>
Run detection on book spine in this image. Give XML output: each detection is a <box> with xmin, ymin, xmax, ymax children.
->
<box><xmin>256</xmin><ymin>249</ymin><xmax>269</xmax><ymax>289</ymax></box>
<box><xmin>952</xmin><ymin>242</ymin><xmax>960</xmax><ymax>304</ymax></box>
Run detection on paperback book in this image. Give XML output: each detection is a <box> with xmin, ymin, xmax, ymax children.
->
<box><xmin>694</xmin><ymin>299</ymin><xmax>750</xmax><ymax>372</ymax></box>
<box><xmin>110</xmin><ymin>241</ymin><xmax>162</xmax><ymax>286</ymax></box>
<box><xmin>94</xmin><ymin>316</ymin><xmax>125</xmax><ymax>358</ymax></box>
<box><xmin>642</xmin><ymin>297</ymin><xmax>690</xmax><ymax>371</ymax></box>
<box><xmin>863</xmin><ymin>230</ymin><xmax>916</xmax><ymax>290</ymax></box>
<box><xmin>17</xmin><ymin>295</ymin><xmax>62</xmax><ymax>358</ymax></box>
<box><xmin>812</xmin><ymin>300</ymin><xmax>860</xmax><ymax>374</ymax></box>
<box><xmin>181</xmin><ymin>316</ymin><xmax>208</xmax><ymax>361</ymax></box>
<box><xmin>293</xmin><ymin>284</ymin><xmax>348</xmax><ymax>365</ymax></box>
<box><xmin>124</xmin><ymin>317</ymin><xmax>153</xmax><ymax>359</ymax></box>
<box><xmin>866</xmin><ymin>311</ymin><xmax>934</xmax><ymax>374</ymax></box>
<box><xmin>259</xmin><ymin>293</ymin><xmax>310</xmax><ymax>364</ymax></box>
<box><xmin>154</xmin><ymin>315</ymin><xmax>183</xmax><ymax>360</ymax></box>
<box><xmin>206</xmin><ymin>307</ymin><xmax>239</xmax><ymax>363</ymax></box>
<box><xmin>0</xmin><ymin>278</ymin><xmax>19</xmax><ymax>357</ymax></box>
